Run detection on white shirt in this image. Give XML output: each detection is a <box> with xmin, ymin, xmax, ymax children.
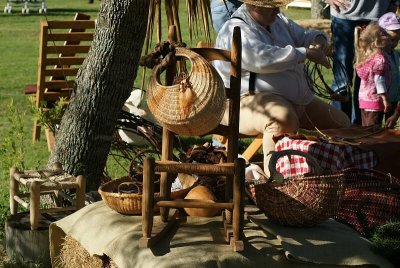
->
<box><xmin>214</xmin><ymin>4</ymin><xmax>329</xmax><ymax>105</ymax></box>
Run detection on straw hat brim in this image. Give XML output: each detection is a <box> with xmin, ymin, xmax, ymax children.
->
<box><xmin>239</xmin><ymin>0</ymin><xmax>294</xmax><ymax>8</ymax></box>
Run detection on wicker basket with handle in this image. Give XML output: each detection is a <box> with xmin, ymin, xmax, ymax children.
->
<box><xmin>248</xmin><ymin>150</ymin><xmax>346</xmax><ymax>227</ymax></box>
<box><xmin>147</xmin><ymin>47</ymin><xmax>225</xmax><ymax>136</ymax></box>
<box><xmin>98</xmin><ymin>176</ymin><xmax>160</xmax><ymax>215</ymax></box>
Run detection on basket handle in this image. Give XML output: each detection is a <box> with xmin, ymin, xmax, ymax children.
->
<box><xmin>268</xmin><ymin>150</ymin><xmax>323</xmax><ymax>183</ymax></box>
<box><xmin>118</xmin><ymin>181</ymin><xmax>142</xmax><ymax>194</ymax></box>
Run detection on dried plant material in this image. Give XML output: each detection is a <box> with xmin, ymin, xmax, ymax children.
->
<box><xmin>54</xmin><ymin>235</ymin><xmax>117</xmax><ymax>268</ymax></box>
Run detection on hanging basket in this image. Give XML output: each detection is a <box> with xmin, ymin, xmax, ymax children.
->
<box><xmin>248</xmin><ymin>150</ymin><xmax>346</xmax><ymax>227</ymax></box>
<box><xmin>147</xmin><ymin>47</ymin><xmax>226</xmax><ymax>136</ymax></box>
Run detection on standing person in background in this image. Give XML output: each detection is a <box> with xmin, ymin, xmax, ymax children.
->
<box><xmin>326</xmin><ymin>0</ymin><xmax>398</xmax><ymax>125</ymax></box>
<box><xmin>379</xmin><ymin>12</ymin><xmax>400</xmax><ymax>128</ymax></box>
<box><xmin>211</xmin><ymin>0</ymin><xmax>242</xmax><ymax>33</ymax></box>
<box><xmin>354</xmin><ymin>22</ymin><xmax>392</xmax><ymax>127</ymax></box>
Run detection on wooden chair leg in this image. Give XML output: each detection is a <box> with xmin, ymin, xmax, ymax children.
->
<box><xmin>45</xmin><ymin>127</ymin><xmax>55</xmax><ymax>151</ymax></box>
<box><xmin>9</xmin><ymin>167</ymin><xmax>19</xmax><ymax>215</ymax></box>
<box><xmin>242</xmin><ymin>134</ymin><xmax>263</xmax><ymax>162</ymax></box>
<box><xmin>231</xmin><ymin>158</ymin><xmax>245</xmax><ymax>252</ymax></box>
<box><xmin>75</xmin><ymin>175</ymin><xmax>86</xmax><ymax>210</ymax></box>
<box><xmin>30</xmin><ymin>181</ymin><xmax>41</xmax><ymax>230</ymax></box>
<box><xmin>33</xmin><ymin>120</ymin><xmax>41</xmax><ymax>141</ymax></box>
<box><xmin>140</xmin><ymin>157</ymin><xmax>155</xmax><ymax>248</ymax></box>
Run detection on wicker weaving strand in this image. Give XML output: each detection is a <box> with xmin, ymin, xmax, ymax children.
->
<box><xmin>147</xmin><ymin>47</ymin><xmax>226</xmax><ymax>136</ymax></box>
<box><xmin>304</xmin><ymin>55</ymin><xmax>352</xmax><ymax>102</ymax></box>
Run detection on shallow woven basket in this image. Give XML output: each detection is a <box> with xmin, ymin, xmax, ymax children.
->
<box><xmin>98</xmin><ymin>176</ymin><xmax>160</xmax><ymax>215</ymax></box>
<box><xmin>249</xmin><ymin>150</ymin><xmax>345</xmax><ymax>227</ymax></box>
<box><xmin>99</xmin><ymin>175</ymin><xmax>196</xmax><ymax>215</ymax></box>
<box><xmin>147</xmin><ymin>47</ymin><xmax>226</xmax><ymax>136</ymax></box>
<box><xmin>334</xmin><ymin>168</ymin><xmax>400</xmax><ymax>236</ymax></box>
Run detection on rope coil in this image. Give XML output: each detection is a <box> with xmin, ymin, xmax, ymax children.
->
<box><xmin>305</xmin><ymin>55</ymin><xmax>352</xmax><ymax>102</ymax></box>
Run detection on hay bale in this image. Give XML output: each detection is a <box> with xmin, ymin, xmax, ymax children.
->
<box><xmin>53</xmin><ymin>235</ymin><xmax>117</xmax><ymax>268</ymax></box>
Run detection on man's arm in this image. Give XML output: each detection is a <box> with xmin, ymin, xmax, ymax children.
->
<box><xmin>325</xmin><ymin>0</ymin><xmax>350</xmax><ymax>13</ymax></box>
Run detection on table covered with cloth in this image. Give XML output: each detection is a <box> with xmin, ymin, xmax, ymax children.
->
<box><xmin>49</xmin><ymin>201</ymin><xmax>394</xmax><ymax>268</ymax></box>
<box><xmin>274</xmin><ymin>127</ymin><xmax>400</xmax><ymax>178</ymax></box>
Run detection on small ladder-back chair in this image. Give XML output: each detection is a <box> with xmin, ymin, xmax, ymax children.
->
<box><xmin>140</xmin><ymin>26</ymin><xmax>246</xmax><ymax>252</ymax></box>
<box><xmin>31</xmin><ymin>14</ymin><xmax>95</xmax><ymax>150</ymax></box>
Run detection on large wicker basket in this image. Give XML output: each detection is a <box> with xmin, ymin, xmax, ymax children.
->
<box><xmin>147</xmin><ymin>47</ymin><xmax>226</xmax><ymax>136</ymax></box>
<box><xmin>248</xmin><ymin>150</ymin><xmax>346</xmax><ymax>227</ymax></box>
<box><xmin>334</xmin><ymin>168</ymin><xmax>400</xmax><ymax>236</ymax></box>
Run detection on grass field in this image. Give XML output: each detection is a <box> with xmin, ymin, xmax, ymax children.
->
<box><xmin>0</xmin><ymin>1</ymin><xmax>311</xmax><ymax>265</ymax></box>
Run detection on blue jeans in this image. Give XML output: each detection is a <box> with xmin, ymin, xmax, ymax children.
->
<box><xmin>211</xmin><ymin>0</ymin><xmax>242</xmax><ymax>33</ymax></box>
<box><xmin>331</xmin><ymin>16</ymin><xmax>368</xmax><ymax>125</ymax></box>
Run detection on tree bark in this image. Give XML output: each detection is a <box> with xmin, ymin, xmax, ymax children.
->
<box><xmin>311</xmin><ymin>0</ymin><xmax>329</xmax><ymax>19</ymax></box>
<box><xmin>49</xmin><ymin>0</ymin><xmax>149</xmax><ymax>190</ymax></box>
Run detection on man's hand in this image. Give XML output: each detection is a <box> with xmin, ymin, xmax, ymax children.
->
<box><xmin>311</xmin><ymin>35</ymin><xmax>329</xmax><ymax>53</ymax></box>
<box><xmin>325</xmin><ymin>0</ymin><xmax>350</xmax><ymax>13</ymax></box>
<box><xmin>306</xmin><ymin>46</ymin><xmax>331</xmax><ymax>68</ymax></box>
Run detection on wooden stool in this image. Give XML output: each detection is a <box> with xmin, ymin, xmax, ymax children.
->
<box><xmin>9</xmin><ymin>163</ymin><xmax>86</xmax><ymax>230</ymax></box>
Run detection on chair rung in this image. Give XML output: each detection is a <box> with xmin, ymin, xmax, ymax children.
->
<box><xmin>155</xmin><ymin>161</ymin><xmax>235</xmax><ymax>175</ymax></box>
<box><xmin>156</xmin><ymin>199</ymin><xmax>234</xmax><ymax>210</ymax></box>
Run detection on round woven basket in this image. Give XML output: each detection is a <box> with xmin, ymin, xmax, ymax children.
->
<box><xmin>98</xmin><ymin>176</ymin><xmax>160</xmax><ymax>215</ymax></box>
<box><xmin>250</xmin><ymin>150</ymin><xmax>345</xmax><ymax>227</ymax></box>
<box><xmin>147</xmin><ymin>47</ymin><xmax>226</xmax><ymax>136</ymax></box>
<box><xmin>99</xmin><ymin>175</ymin><xmax>196</xmax><ymax>215</ymax></box>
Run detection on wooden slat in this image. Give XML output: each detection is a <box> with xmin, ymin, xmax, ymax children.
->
<box><xmin>47</xmin><ymin>32</ymin><xmax>93</xmax><ymax>42</ymax></box>
<box><xmin>44</xmin><ymin>68</ymin><xmax>79</xmax><ymax>77</ymax></box>
<box><xmin>156</xmin><ymin>199</ymin><xmax>234</xmax><ymax>210</ymax></box>
<box><xmin>45</xmin><ymin>57</ymin><xmax>85</xmax><ymax>66</ymax></box>
<box><xmin>14</xmin><ymin>196</ymin><xmax>29</xmax><ymax>209</ymax></box>
<box><xmin>44</xmin><ymin>80</ymin><xmax>75</xmax><ymax>89</ymax></box>
<box><xmin>155</xmin><ymin>161</ymin><xmax>235</xmax><ymax>175</ymax></box>
<box><xmin>47</xmin><ymin>20</ymin><xmax>95</xmax><ymax>29</ymax></box>
<box><xmin>46</xmin><ymin>45</ymin><xmax>91</xmax><ymax>54</ymax></box>
<box><xmin>190</xmin><ymin>48</ymin><xmax>231</xmax><ymax>61</ymax></box>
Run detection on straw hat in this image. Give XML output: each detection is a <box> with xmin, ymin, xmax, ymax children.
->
<box><xmin>238</xmin><ymin>0</ymin><xmax>294</xmax><ymax>8</ymax></box>
<box><xmin>147</xmin><ymin>47</ymin><xmax>226</xmax><ymax>136</ymax></box>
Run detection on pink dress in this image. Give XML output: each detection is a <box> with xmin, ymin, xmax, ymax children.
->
<box><xmin>356</xmin><ymin>53</ymin><xmax>391</xmax><ymax>111</ymax></box>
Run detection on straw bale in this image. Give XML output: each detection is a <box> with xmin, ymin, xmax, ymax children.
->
<box><xmin>53</xmin><ymin>235</ymin><xmax>117</xmax><ymax>268</ymax></box>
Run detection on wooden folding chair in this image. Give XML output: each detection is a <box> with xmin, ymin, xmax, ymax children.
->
<box><xmin>29</xmin><ymin>14</ymin><xmax>95</xmax><ymax>150</ymax></box>
<box><xmin>140</xmin><ymin>26</ymin><xmax>246</xmax><ymax>251</ymax></box>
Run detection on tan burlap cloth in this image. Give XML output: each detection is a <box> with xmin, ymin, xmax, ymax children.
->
<box><xmin>50</xmin><ymin>201</ymin><xmax>393</xmax><ymax>268</ymax></box>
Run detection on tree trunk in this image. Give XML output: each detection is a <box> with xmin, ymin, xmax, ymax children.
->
<box><xmin>311</xmin><ymin>0</ymin><xmax>329</xmax><ymax>19</ymax></box>
<box><xmin>49</xmin><ymin>0</ymin><xmax>149</xmax><ymax>190</ymax></box>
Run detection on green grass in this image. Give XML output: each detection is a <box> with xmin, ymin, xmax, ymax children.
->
<box><xmin>0</xmin><ymin>2</ymin><xmax>311</xmax><ymax>264</ymax></box>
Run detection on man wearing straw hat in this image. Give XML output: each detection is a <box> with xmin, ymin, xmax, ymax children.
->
<box><xmin>214</xmin><ymin>0</ymin><xmax>351</xmax><ymax>176</ymax></box>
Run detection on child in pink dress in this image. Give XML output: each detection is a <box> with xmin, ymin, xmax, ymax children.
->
<box><xmin>355</xmin><ymin>22</ymin><xmax>392</xmax><ymax>127</ymax></box>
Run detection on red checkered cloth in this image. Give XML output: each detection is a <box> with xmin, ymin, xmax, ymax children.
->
<box><xmin>275</xmin><ymin>137</ymin><xmax>378</xmax><ymax>178</ymax></box>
